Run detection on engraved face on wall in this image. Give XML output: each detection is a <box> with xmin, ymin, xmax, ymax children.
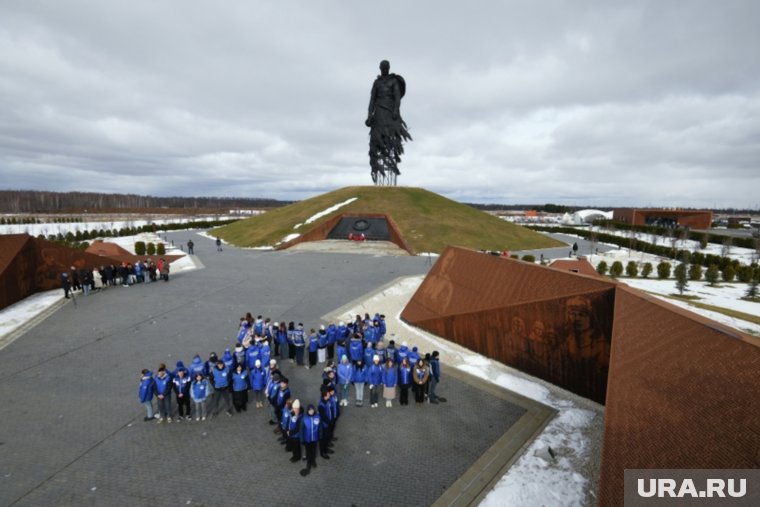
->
<box><xmin>566</xmin><ymin>296</ymin><xmax>593</xmax><ymax>334</ymax></box>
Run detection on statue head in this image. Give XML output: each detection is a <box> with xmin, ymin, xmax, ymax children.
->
<box><xmin>379</xmin><ymin>60</ymin><xmax>390</xmax><ymax>75</ymax></box>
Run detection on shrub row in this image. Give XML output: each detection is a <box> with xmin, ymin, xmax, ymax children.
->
<box><xmin>591</xmin><ymin>220</ymin><xmax>758</xmax><ymax>249</ymax></box>
<box><xmin>528</xmin><ymin>225</ymin><xmax>756</xmax><ymax>271</ymax></box>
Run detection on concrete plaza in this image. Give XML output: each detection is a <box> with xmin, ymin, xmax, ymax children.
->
<box><xmin>0</xmin><ymin>232</ymin><xmax>550</xmax><ymax>506</ymax></box>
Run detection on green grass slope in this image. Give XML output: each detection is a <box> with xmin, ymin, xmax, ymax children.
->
<box><xmin>212</xmin><ymin>186</ymin><xmax>563</xmax><ymax>254</ymax></box>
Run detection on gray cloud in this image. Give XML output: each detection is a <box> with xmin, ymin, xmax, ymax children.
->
<box><xmin>1</xmin><ymin>0</ymin><xmax>758</xmax><ymax>208</ymax></box>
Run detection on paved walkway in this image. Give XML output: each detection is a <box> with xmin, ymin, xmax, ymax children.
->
<box><xmin>0</xmin><ymin>231</ymin><xmax>541</xmax><ymax>507</ymax></box>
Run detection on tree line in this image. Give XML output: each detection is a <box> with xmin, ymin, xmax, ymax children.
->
<box><xmin>0</xmin><ymin>190</ymin><xmax>290</xmax><ymax>213</ymax></box>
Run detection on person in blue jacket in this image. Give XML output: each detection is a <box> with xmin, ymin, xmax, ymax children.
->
<box><xmin>408</xmin><ymin>346</ymin><xmax>420</xmax><ymax>366</ymax></box>
<box><xmin>191</xmin><ymin>373</ymin><xmax>209</xmax><ymax>421</ymax></box>
<box><xmin>250</xmin><ymin>359</ymin><xmax>267</xmax><ymax>408</ymax></box>
<box><xmin>386</xmin><ymin>339</ymin><xmax>398</xmax><ymax>364</ymax></box>
<box><xmin>299</xmin><ymin>404</ymin><xmax>321</xmax><ymax>476</ymax></box>
<box><xmin>317</xmin><ymin>325</ymin><xmax>328</xmax><ymax>364</ymax></box>
<box><xmin>231</xmin><ymin>364</ymin><xmax>249</xmax><ymax>413</ymax></box>
<box><xmin>364</xmin><ymin>322</ymin><xmax>377</xmax><ymax>344</ymax></box>
<box><xmin>237</xmin><ymin>320</ymin><xmax>249</xmax><ymax>344</ymax></box>
<box><xmin>275</xmin><ymin>377</ymin><xmax>291</xmax><ymax>433</ymax></box>
<box><xmin>205</xmin><ymin>352</ymin><xmax>219</xmax><ymax>379</ymax></box>
<box><xmin>398</xmin><ymin>357</ymin><xmax>412</xmax><ymax>406</ymax></box>
<box><xmin>363</xmin><ymin>342</ymin><xmax>375</xmax><ymax>366</ymax></box>
<box><xmin>210</xmin><ymin>360</ymin><xmax>232</xmax><ymax>417</ymax></box>
<box><xmin>383</xmin><ymin>358</ymin><xmax>397</xmax><ymax>407</ymax></box>
<box><xmin>326</xmin><ymin>322</ymin><xmax>337</xmax><ymax>361</ymax></box>
<box><xmin>266</xmin><ymin>373</ymin><xmax>281</xmax><ymax>426</ymax></box>
<box><xmin>234</xmin><ymin>344</ymin><xmax>245</xmax><ymax>368</ymax></box>
<box><xmin>173</xmin><ymin>368</ymin><xmax>192</xmax><ymax>421</ymax></box>
<box><xmin>172</xmin><ymin>360</ymin><xmax>187</xmax><ymax>379</ymax></box>
<box><xmin>352</xmin><ymin>359</ymin><xmax>367</xmax><ymax>407</ymax></box>
<box><xmin>138</xmin><ymin>369</ymin><xmax>156</xmax><ymax>421</ymax></box>
<box><xmin>279</xmin><ymin>399</ymin><xmax>293</xmax><ymax>445</ymax></box>
<box><xmin>307</xmin><ymin>328</ymin><xmax>318</xmax><ymax>370</ymax></box>
<box><xmin>349</xmin><ymin>333</ymin><xmax>364</xmax><ymax>364</ymax></box>
<box><xmin>318</xmin><ymin>386</ymin><xmax>335</xmax><ymax>459</ymax></box>
<box><xmin>287</xmin><ymin>400</ymin><xmax>303</xmax><ymax>463</ymax></box>
<box><xmin>154</xmin><ymin>365</ymin><xmax>173</xmax><ymax>423</ymax></box>
<box><xmin>293</xmin><ymin>323</ymin><xmax>306</xmax><ymax>366</ymax></box>
<box><xmin>378</xmin><ymin>314</ymin><xmax>387</xmax><ymax>341</ymax></box>
<box><xmin>259</xmin><ymin>340</ymin><xmax>271</xmax><ymax>369</ymax></box>
<box><xmin>287</xmin><ymin>322</ymin><xmax>296</xmax><ymax>363</ymax></box>
<box><xmin>246</xmin><ymin>342</ymin><xmax>260</xmax><ymax>371</ymax></box>
<box><xmin>188</xmin><ymin>354</ymin><xmax>206</xmax><ymax>378</ymax></box>
<box><xmin>222</xmin><ymin>348</ymin><xmax>235</xmax><ymax>370</ymax></box>
<box><xmin>397</xmin><ymin>342</ymin><xmax>410</xmax><ymax>366</ymax></box>
<box><xmin>367</xmin><ymin>355</ymin><xmax>384</xmax><ymax>408</ymax></box>
<box><xmin>336</xmin><ymin>355</ymin><xmax>353</xmax><ymax>407</ymax></box>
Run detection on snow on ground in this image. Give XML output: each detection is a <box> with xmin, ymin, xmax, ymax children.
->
<box><xmin>294</xmin><ymin>197</ymin><xmax>357</xmax><ymax>229</ymax></box>
<box><xmin>0</xmin><ymin>290</ymin><xmax>63</xmax><ymax>348</ymax></box>
<box><xmin>590</xmin><ymin>228</ymin><xmax>758</xmax><ymax>265</ymax></box>
<box><xmin>623</xmin><ymin>278</ymin><xmax>760</xmax><ymax>336</ymax></box>
<box><xmin>197</xmin><ymin>230</ymin><xmax>275</xmax><ymax>250</ymax></box>
<box><xmin>325</xmin><ymin>275</ymin><xmax>603</xmax><ymax>507</ymax></box>
<box><xmin>0</xmin><ymin>216</ymin><xmax>233</xmax><ymax>238</ymax></box>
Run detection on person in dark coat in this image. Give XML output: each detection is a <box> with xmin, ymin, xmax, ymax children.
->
<box><xmin>172</xmin><ymin>368</ymin><xmax>192</xmax><ymax>421</ymax></box>
<box><xmin>300</xmin><ymin>404</ymin><xmax>320</xmax><ymax>476</ymax></box>
<box><xmin>61</xmin><ymin>272</ymin><xmax>71</xmax><ymax>299</ymax></box>
<box><xmin>287</xmin><ymin>400</ymin><xmax>303</xmax><ymax>463</ymax></box>
<box><xmin>70</xmin><ymin>266</ymin><xmax>81</xmax><ymax>291</ymax></box>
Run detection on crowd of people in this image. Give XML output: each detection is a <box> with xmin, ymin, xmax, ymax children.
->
<box><xmin>138</xmin><ymin>312</ymin><xmax>445</xmax><ymax>476</ymax></box>
<box><xmin>61</xmin><ymin>259</ymin><xmax>171</xmax><ymax>298</ymax></box>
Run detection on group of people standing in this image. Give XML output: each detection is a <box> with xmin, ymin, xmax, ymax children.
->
<box><xmin>137</xmin><ymin>311</ymin><xmax>444</xmax><ymax>476</ymax></box>
<box><xmin>61</xmin><ymin>259</ymin><xmax>171</xmax><ymax>298</ymax></box>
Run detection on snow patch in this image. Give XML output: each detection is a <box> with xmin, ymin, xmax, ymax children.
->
<box><xmin>0</xmin><ymin>290</ymin><xmax>63</xmax><ymax>345</ymax></box>
<box><xmin>299</xmin><ymin>197</ymin><xmax>357</xmax><ymax>228</ymax></box>
<box><xmin>279</xmin><ymin>233</ymin><xmax>300</xmax><ymax>244</ymax></box>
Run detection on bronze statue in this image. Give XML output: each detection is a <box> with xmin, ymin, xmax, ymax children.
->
<box><xmin>365</xmin><ymin>60</ymin><xmax>412</xmax><ymax>186</ymax></box>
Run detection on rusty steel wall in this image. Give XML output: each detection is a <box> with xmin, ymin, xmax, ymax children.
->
<box><xmin>0</xmin><ymin>235</ymin><xmax>36</xmax><ymax>310</ymax></box>
<box><xmin>597</xmin><ymin>285</ymin><xmax>760</xmax><ymax>506</ymax></box>
<box><xmin>0</xmin><ymin>235</ymin><xmax>122</xmax><ymax>310</ymax></box>
<box><xmin>402</xmin><ymin>246</ymin><xmax>615</xmax><ymax>404</ymax></box>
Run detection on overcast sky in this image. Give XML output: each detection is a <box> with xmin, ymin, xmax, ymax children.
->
<box><xmin>1</xmin><ymin>1</ymin><xmax>758</xmax><ymax>208</ymax></box>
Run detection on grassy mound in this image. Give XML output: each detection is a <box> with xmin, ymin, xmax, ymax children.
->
<box><xmin>212</xmin><ymin>186</ymin><xmax>562</xmax><ymax>254</ymax></box>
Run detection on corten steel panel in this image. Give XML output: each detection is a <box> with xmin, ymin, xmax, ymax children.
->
<box><xmin>0</xmin><ymin>235</ymin><xmax>124</xmax><ymax>310</ymax></box>
<box><xmin>31</xmin><ymin>238</ymin><xmax>122</xmax><ymax>291</ymax></box>
<box><xmin>401</xmin><ymin>246</ymin><xmax>615</xmax><ymax>403</ymax></box>
<box><xmin>548</xmin><ymin>257</ymin><xmax>601</xmax><ymax>278</ymax></box>
<box><xmin>0</xmin><ymin>235</ymin><xmax>35</xmax><ymax>309</ymax></box>
<box><xmin>402</xmin><ymin>246</ymin><xmax>615</xmax><ymax>323</ymax></box>
<box><xmin>413</xmin><ymin>289</ymin><xmax>614</xmax><ymax>403</ymax></box>
<box><xmin>597</xmin><ymin>285</ymin><xmax>760</xmax><ymax>507</ymax></box>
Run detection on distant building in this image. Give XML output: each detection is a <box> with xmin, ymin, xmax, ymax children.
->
<box><xmin>560</xmin><ymin>209</ymin><xmax>613</xmax><ymax>225</ymax></box>
<box><xmin>613</xmin><ymin>208</ymin><xmax>713</xmax><ymax>229</ymax></box>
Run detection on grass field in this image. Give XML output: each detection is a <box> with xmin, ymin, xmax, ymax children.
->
<box><xmin>212</xmin><ymin>186</ymin><xmax>562</xmax><ymax>254</ymax></box>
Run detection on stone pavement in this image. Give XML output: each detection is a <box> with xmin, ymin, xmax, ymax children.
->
<box><xmin>0</xmin><ymin>232</ymin><xmax>540</xmax><ymax>507</ymax></box>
